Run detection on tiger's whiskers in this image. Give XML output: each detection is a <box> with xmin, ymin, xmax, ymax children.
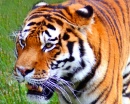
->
<box><xmin>47</xmin><ymin>79</ymin><xmax>72</xmax><ymax>104</ymax></box>
<box><xmin>49</xmin><ymin>76</ymin><xmax>82</xmax><ymax>104</ymax></box>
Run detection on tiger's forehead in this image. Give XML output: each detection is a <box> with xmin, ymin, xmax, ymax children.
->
<box><xmin>18</xmin><ymin>4</ymin><xmax>78</xmax><ymax>45</ymax></box>
<box><xmin>19</xmin><ymin>20</ymin><xmax>61</xmax><ymax>45</ymax></box>
<box><xmin>19</xmin><ymin>8</ymin><xmax>65</xmax><ymax>41</ymax></box>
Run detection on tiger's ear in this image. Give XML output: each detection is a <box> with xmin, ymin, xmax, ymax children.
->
<box><xmin>32</xmin><ymin>2</ymin><xmax>48</xmax><ymax>9</ymax></box>
<box><xmin>76</xmin><ymin>5</ymin><xmax>93</xmax><ymax>19</ymax></box>
<box><xmin>64</xmin><ymin>4</ymin><xmax>94</xmax><ymax>27</ymax></box>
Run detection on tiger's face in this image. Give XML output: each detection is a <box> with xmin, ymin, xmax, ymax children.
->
<box><xmin>14</xmin><ymin>3</ymin><xmax>95</xmax><ymax>103</ymax></box>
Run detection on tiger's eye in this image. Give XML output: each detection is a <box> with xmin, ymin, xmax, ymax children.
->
<box><xmin>45</xmin><ymin>43</ymin><xmax>53</xmax><ymax>48</ymax></box>
<box><xmin>19</xmin><ymin>39</ymin><xmax>26</xmax><ymax>48</ymax></box>
<box><xmin>21</xmin><ymin>39</ymin><xmax>25</xmax><ymax>46</ymax></box>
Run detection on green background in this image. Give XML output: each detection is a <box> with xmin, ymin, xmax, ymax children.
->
<box><xmin>0</xmin><ymin>0</ymin><xmax>64</xmax><ymax>104</ymax></box>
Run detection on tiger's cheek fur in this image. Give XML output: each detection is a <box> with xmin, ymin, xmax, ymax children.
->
<box><xmin>15</xmin><ymin>37</ymin><xmax>62</xmax><ymax>79</ymax></box>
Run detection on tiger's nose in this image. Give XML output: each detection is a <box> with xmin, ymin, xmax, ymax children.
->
<box><xmin>16</xmin><ymin>66</ymin><xmax>34</xmax><ymax>76</ymax></box>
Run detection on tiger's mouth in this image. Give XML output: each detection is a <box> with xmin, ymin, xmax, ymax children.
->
<box><xmin>26</xmin><ymin>80</ymin><xmax>55</xmax><ymax>100</ymax></box>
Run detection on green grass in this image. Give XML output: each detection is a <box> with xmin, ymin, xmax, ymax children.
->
<box><xmin>0</xmin><ymin>0</ymin><xmax>64</xmax><ymax>104</ymax></box>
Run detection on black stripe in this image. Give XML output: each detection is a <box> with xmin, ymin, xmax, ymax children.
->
<box><xmin>28</xmin><ymin>14</ymin><xmax>52</xmax><ymax>22</ymax></box>
<box><xmin>44</xmin><ymin>5</ymin><xmax>64</xmax><ymax>9</ymax></box>
<box><xmin>66</xmin><ymin>28</ymin><xmax>72</xmax><ymax>33</ymax></box>
<box><xmin>67</xmin><ymin>41</ymin><xmax>74</xmax><ymax>55</ymax></box>
<box><xmin>58</xmin><ymin>34</ymin><xmax>62</xmax><ymax>46</ymax></box>
<box><xmin>123</xmin><ymin>87</ymin><xmax>127</xmax><ymax>94</ymax></box>
<box><xmin>123</xmin><ymin>92</ymin><xmax>130</xmax><ymax>97</ymax></box>
<box><xmin>123</xmin><ymin>72</ymin><xmax>130</xmax><ymax>79</ymax></box>
<box><xmin>62</xmin><ymin>66</ymin><xmax>84</xmax><ymax>81</ymax></box>
<box><xmin>63</xmin><ymin>7</ymin><xmax>72</xmax><ymax>18</ymax></box>
<box><xmin>51</xmin><ymin>56</ymin><xmax>75</xmax><ymax>70</ymax></box>
<box><xmin>80</xmin><ymin>59</ymin><xmax>86</xmax><ymax>68</ymax></box>
<box><xmin>62</xmin><ymin>64</ymin><xmax>87</xmax><ymax>81</ymax></box>
<box><xmin>44</xmin><ymin>14</ymin><xmax>53</xmax><ymax>22</ymax></box>
<box><xmin>54</xmin><ymin>47</ymin><xmax>61</xmax><ymax>58</ymax></box>
<box><xmin>45</xmin><ymin>30</ymin><xmax>51</xmax><ymax>37</ymax></box>
<box><xmin>36</xmin><ymin>22</ymin><xmax>41</xmax><ymax>25</ymax></box>
<box><xmin>54</xmin><ymin>18</ymin><xmax>63</xmax><ymax>26</ymax></box>
<box><xmin>30</xmin><ymin>30</ymin><xmax>35</xmax><ymax>34</ymax></box>
<box><xmin>24</xmin><ymin>29</ymin><xmax>30</xmax><ymax>32</ymax></box>
<box><xmin>78</xmin><ymin>38</ymin><xmax>85</xmax><ymax>57</ymax></box>
<box><xmin>54</xmin><ymin>13</ymin><xmax>72</xmax><ymax>25</ymax></box>
<box><xmin>48</xmin><ymin>37</ymin><xmax>58</xmax><ymax>41</ymax></box>
<box><xmin>61</xmin><ymin>73</ymin><xmax>74</xmax><ymax>81</ymax></box>
<box><xmin>90</xmin><ymin>87</ymin><xmax>108</xmax><ymax>104</ymax></box>
<box><xmin>27</xmin><ymin>22</ymin><xmax>36</xmax><ymax>26</ymax></box>
<box><xmin>56</xmin><ymin>4</ymin><xmax>65</xmax><ymax>9</ymax></box>
<box><xmin>63</xmin><ymin>33</ymin><xmax>70</xmax><ymax>40</ymax></box>
<box><xmin>47</xmin><ymin>23</ymin><xmax>56</xmax><ymax>30</ymax></box>
<box><xmin>28</xmin><ymin>14</ymin><xmax>43</xmax><ymax>20</ymax></box>
<box><xmin>31</xmin><ymin>12</ymin><xmax>43</xmax><ymax>15</ymax></box>
<box><xmin>61</xmin><ymin>94</ymin><xmax>71</xmax><ymax>104</ymax></box>
<box><xmin>64</xmin><ymin>66</ymin><xmax>71</xmax><ymax>70</ymax></box>
<box><xmin>74</xmin><ymin>71</ymin><xmax>95</xmax><ymax>96</ymax></box>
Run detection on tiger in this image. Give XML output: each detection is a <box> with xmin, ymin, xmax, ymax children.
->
<box><xmin>13</xmin><ymin>0</ymin><xmax>130</xmax><ymax>104</ymax></box>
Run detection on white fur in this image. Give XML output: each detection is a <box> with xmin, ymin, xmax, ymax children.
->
<box><xmin>123</xmin><ymin>97</ymin><xmax>130</xmax><ymax>104</ymax></box>
<box><xmin>15</xmin><ymin>68</ymin><xmax>24</xmax><ymax>82</ymax></box>
<box><xmin>49</xmin><ymin>52</ymin><xmax>71</xmax><ymax>77</ymax></box>
<box><xmin>72</xmin><ymin>42</ymin><xmax>95</xmax><ymax>82</ymax></box>
<box><xmin>122</xmin><ymin>57</ymin><xmax>130</xmax><ymax>104</ymax></box>
<box><xmin>79</xmin><ymin>15</ymin><xmax>95</xmax><ymax>35</ymax></box>
<box><xmin>35</xmin><ymin>2</ymin><xmax>48</xmax><ymax>7</ymax></box>
<box><xmin>21</xmin><ymin>24</ymin><xmax>30</xmax><ymax>40</ymax></box>
<box><xmin>123</xmin><ymin>57</ymin><xmax>130</xmax><ymax>76</ymax></box>
<box><xmin>123</xmin><ymin>57</ymin><xmax>130</xmax><ymax>82</ymax></box>
<box><xmin>79</xmin><ymin>8</ymin><xmax>88</xmax><ymax>14</ymax></box>
<box><xmin>27</xmin><ymin>94</ymin><xmax>49</xmax><ymax>104</ymax></box>
<box><xmin>123</xmin><ymin>65</ymin><xmax>130</xmax><ymax>85</ymax></box>
<box><xmin>40</xmin><ymin>27</ymin><xmax>60</xmax><ymax>52</ymax></box>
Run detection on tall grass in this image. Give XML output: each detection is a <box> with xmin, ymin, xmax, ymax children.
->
<box><xmin>0</xmin><ymin>0</ymin><xmax>64</xmax><ymax>104</ymax></box>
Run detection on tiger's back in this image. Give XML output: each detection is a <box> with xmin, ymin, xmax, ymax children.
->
<box><xmin>14</xmin><ymin>0</ymin><xmax>130</xmax><ymax>104</ymax></box>
<box><xmin>63</xmin><ymin>0</ymin><xmax>130</xmax><ymax>103</ymax></box>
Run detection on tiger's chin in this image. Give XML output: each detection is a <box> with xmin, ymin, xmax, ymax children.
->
<box><xmin>27</xmin><ymin>94</ymin><xmax>50</xmax><ymax>104</ymax></box>
<box><xmin>26</xmin><ymin>83</ymin><xmax>54</xmax><ymax>104</ymax></box>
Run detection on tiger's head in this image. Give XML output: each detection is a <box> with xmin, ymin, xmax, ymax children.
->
<box><xmin>14</xmin><ymin>2</ymin><xmax>96</xmax><ymax>103</ymax></box>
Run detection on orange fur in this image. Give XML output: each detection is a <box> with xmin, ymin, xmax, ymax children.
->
<box><xmin>14</xmin><ymin>0</ymin><xmax>130</xmax><ymax>104</ymax></box>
